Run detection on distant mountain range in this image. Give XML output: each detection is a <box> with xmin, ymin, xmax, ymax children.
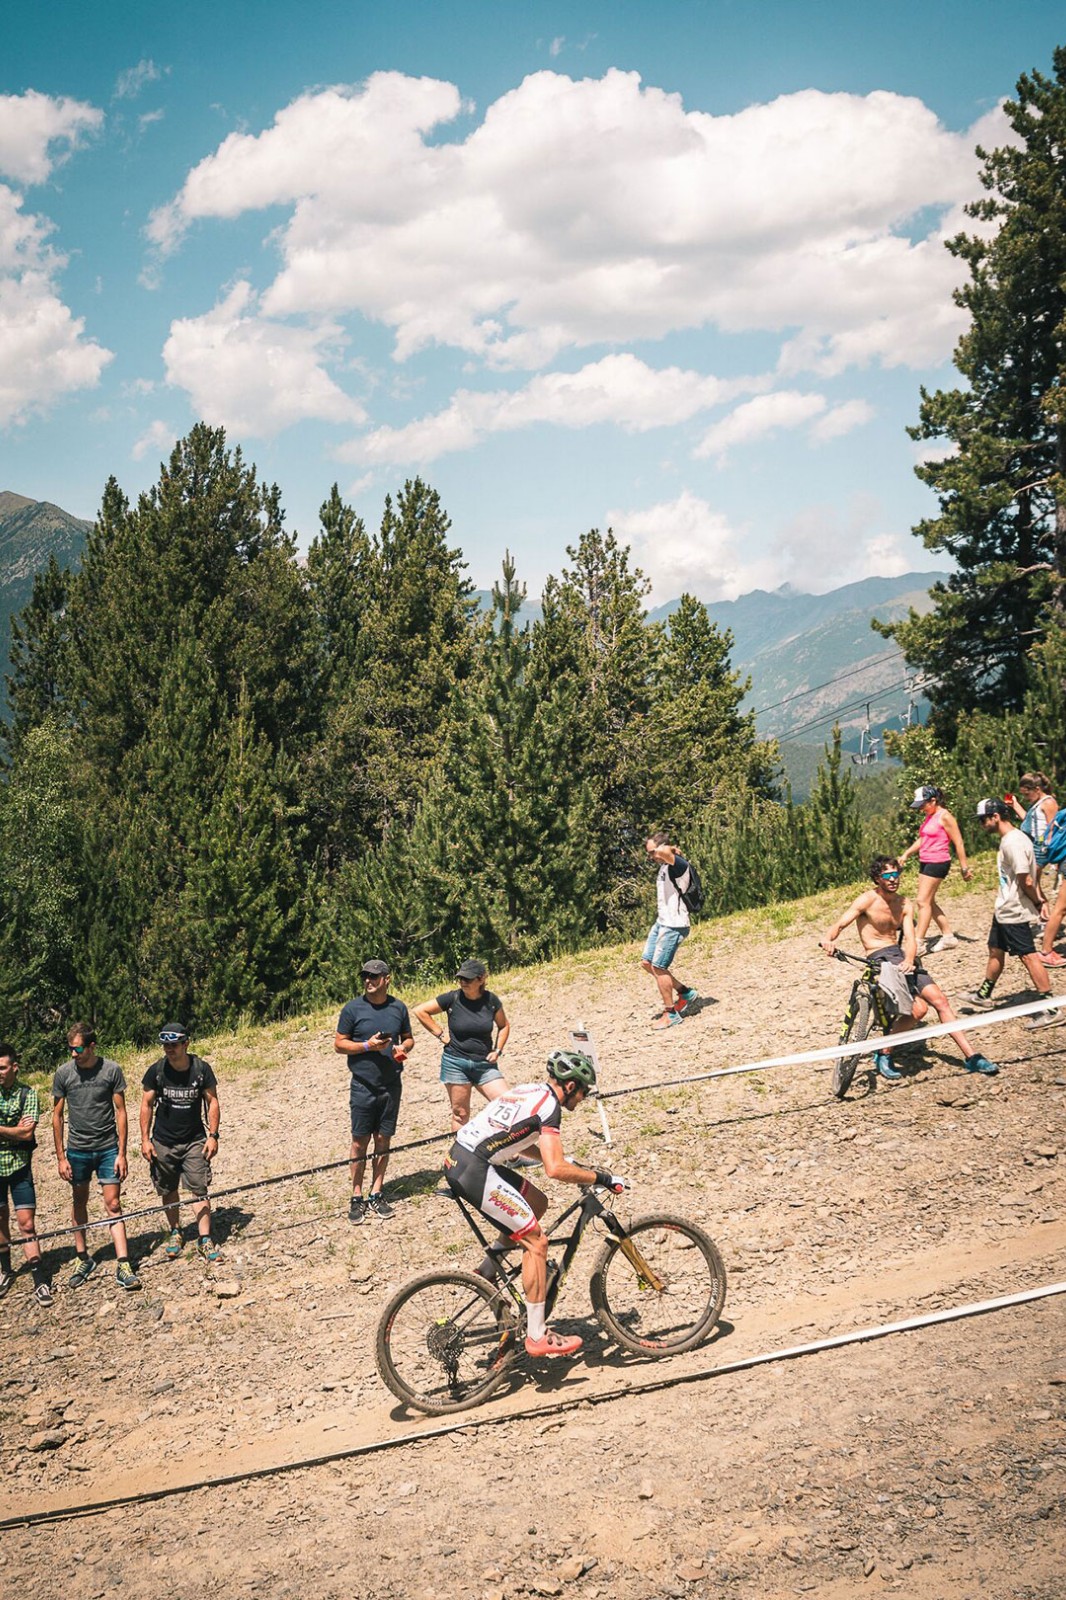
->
<box><xmin>0</xmin><ymin>493</ymin><xmax>91</xmax><ymax>713</ymax></box>
<box><xmin>1</xmin><ymin>493</ymin><xmax>944</xmax><ymax>790</ymax></box>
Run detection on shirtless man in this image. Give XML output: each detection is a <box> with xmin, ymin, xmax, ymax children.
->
<box><xmin>821</xmin><ymin>855</ymin><xmax>998</xmax><ymax>1080</ymax></box>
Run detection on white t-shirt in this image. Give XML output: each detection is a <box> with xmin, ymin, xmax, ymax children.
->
<box><xmin>995</xmin><ymin>828</ymin><xmax>1039</xmax><ymax>925</ymax></box>
<box><xmin>655</xmin><ymin>853</ymin><xmax>692</xmax><ymax>931</ymax></box>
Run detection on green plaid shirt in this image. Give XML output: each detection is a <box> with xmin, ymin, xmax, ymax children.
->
<box><xmin>0</xmin><ymin>1082</ymin><xmax>39</xmax><ymax>1177</ymax></box>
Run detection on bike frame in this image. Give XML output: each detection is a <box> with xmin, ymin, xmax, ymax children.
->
<box><xmin>835</xmin><ymin>949</ymin><xmax>895</xmax><ymax>1039</ymax></box>
<box><xmin>448</xmin><ymin>1184</ymin><xmax>665</xmax><ymax>1321</ymax></box>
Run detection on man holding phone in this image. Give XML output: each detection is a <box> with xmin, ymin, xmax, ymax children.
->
<box><xmin>334</xmin><ymin>959</ymin><xmax>414</xmax><ymax>1222</ymax></box>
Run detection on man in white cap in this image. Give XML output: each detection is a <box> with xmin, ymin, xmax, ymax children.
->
<box><xmin>963</xmin><ymin>800</ymin><xmax>1060</xmax><ymax>1029</ymax></box>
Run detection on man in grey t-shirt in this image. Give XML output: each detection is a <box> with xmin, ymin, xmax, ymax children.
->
<box><xmin>962</xmin><ymin>801</ymin><xmax>1060</xmax><ymax>1031</ymax></box>
<box><xmin>52</xmin><ymin>1023</ymin><xmax>140</xmax><ymax>1291</ymax></box>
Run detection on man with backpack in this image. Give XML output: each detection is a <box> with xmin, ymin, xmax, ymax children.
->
<box><xmin>139</xmin><ymin>1024</ymin><xmax>223</xmax><ymax>1261</ymax></box>
<box><xmin>642</xmin><ymin>832</ymin><xmax>701</xmax><ymax>1029</ymax></box>
<box><xmin>0</xmin><ymin>1042</ymin><xmax>53</xmax><ymax>1306</ymax></box>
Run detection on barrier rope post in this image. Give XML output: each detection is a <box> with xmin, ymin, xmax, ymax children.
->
<box><xmin>571</xmin><ymin>1019</ymin><xmax>612</xmax><ymax>1146</ymax></box>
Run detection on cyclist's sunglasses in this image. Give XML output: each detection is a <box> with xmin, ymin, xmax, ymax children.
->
<box><xmin>879</xmin><ymin>870</ymin><xmax>901</xmax><ymax>881</ymax></box>
<box><xmin>159</xmin><ymin>1031</ymin><xmax>188</xmax><ymax>1045</ymax></box>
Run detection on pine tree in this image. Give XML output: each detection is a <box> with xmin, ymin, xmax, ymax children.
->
<box><xmin>529</xmin><ymin>528</ymin><xmax>658</xmax><ymax>932</ymax></box>
<box><xmin>353</xmin><ymin>478</ymin><xmax>476</xmax><ymax>833</ymax></box>
<box><xmin>3</xmin><ymin>556</ymin><xmax>71</xmax><ymax>754</ymax></box>
<box><xmin>303</xmin><ymin>485</ymin><xmax>378</xmax><ymax>870</ymax></box>
<box><xmin>879</xmin><ymin>49</ymin><xmax>1066</xmax><ymax>733</ymax></box>
<box><xmin>647</xmin><ymin>593</ymin><xmax>779</xmax><ymax>826</ymax></box>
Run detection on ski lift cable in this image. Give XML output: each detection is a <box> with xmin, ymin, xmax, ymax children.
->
<box><xmin>775</xmin><ymin>673</ymin><xmax>919</xmax><ymax>744</ymax></box>
<box><xmin>749</xmin><ymin>649</ymin><xmax>905</xmax><ymax>719</ymax></box>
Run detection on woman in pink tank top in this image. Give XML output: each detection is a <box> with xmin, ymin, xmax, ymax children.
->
<box><xmin>899</xmin><ymin>785</ymin><xmax>972</xmax><ymax>953</ymax></box>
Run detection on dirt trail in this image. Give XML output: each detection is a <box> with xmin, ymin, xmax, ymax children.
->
<box><xmin>3</xmin><ymin>879</ymin><xmax>1064</xmax><ymax>1599</ymax></box>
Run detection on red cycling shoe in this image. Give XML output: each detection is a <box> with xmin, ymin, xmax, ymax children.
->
<box><xmin>524</xmin><ymin>1329</ymin><xmax>583</xmax><ymax>1359</ymax></box>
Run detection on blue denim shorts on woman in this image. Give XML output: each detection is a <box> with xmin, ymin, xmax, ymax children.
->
<box><xmin>439</xmin><ymin>1047</ymin><xmax>504</xmax><ymax>1087</ymax></box>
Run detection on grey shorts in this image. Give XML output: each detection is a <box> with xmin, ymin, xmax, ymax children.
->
<box><xmin>150</xmin><ymin>1140</ymin><xmax>212</xmax><ymax>1197</ymax></box>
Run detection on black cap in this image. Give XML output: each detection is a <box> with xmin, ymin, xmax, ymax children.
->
<box><xmin>976</xmin><ymin>797</ymin><xmax>1009</xmax><ymax>821</ymax></box>
<box><xmin>456</xmin><ymin>958</ymin><xmax>488</xmax><ymax>981</ymax></box>
<box><xmin>360</xmin><ymin>959</ymin><xmax>391</xmax><ymax>978</ymax></box>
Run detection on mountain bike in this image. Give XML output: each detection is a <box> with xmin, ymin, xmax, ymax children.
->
<box><xmin>830</xmin><ymin>948</ymin><xmax>895</xmax><ymax>1099</ymax></box>
<box><xmin>375</xmin><ymin>1183</ymin><xmax>727</xmax><ymax>1415</ymax></box>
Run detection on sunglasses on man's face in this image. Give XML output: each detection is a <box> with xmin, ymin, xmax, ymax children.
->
<box><xmin>71</xmin><ymin>1044</ymin><xmax>89</xmax><ymax>1056</ymax></box>
<box><xmin>880</xmin><ymin>871</ymin><xmax>901</xmax><ymax>882</ymax></box>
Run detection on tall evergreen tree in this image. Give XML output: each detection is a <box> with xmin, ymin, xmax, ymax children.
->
<box><xmin>647</xmin><ymin>594</ymin><xmax>779</xmax><ymax>826</ymax></box>
<box><xmin>530</xmin><ymin>528</ymin><xmax>658</xmax><ymax>932</ymax></box>
<box><xmin>3</xmin><ymin>556</ymin><xmax>71</xmax><ymax>755</ymax></box>
<box><xmin>353</xmin><ymin>478</ymin><xmax>476</xmax><ymax>833</ymax></box>
<box><xmin>879</xmin><ymin>49</ymin><xmax>1066</xmax><ymax>734</ymax></box>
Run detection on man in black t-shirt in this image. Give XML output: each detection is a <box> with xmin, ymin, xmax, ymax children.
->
<box><xmin>139</xmin><ymin>1024</ymin><xmax>222</xmax><ymax>1262</ymax></box>
<box><xmin>334</xmin><ymin>959</ymin><xmax>414</xmax><ymax>1223</ymax></box>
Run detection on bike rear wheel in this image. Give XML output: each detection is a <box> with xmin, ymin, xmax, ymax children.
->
<box><xmin>589</xmin><ymin>1214</ymin><xmax>726</xmax><ymax>1357</ymax></box>
<box><xmin>375</xmin><ymin>1270</ymin><xmax>519</xmax><ymax>1415</ymax></box>
<box><xmin>831</xmin><ymin>986</ymin><xmax>873</xmax><ymax>1099</ymax></box>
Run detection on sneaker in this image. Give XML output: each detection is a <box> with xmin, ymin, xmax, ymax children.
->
<box><xmin>116</xmin><ymin>1261</ymin><xmax>142</xmax><ymax>1291</ymax></box>
<box><xmin>678</xmin><ymin>986</ymin><xmax>699</xmax><ymax>1003</ymax></box>
<box><xmin>348</xmin><ymin>1196</ymin><xmax>367</xmax><ymax>1225</ymax></box>
<box><xmin>935</xmin><ymin>934</ymin><xmax>959</xmax><ymax>951</ymax></box>
<box><xmin>367</xmin><ymin>1192</ymin><xmax>394</xmax><ymax>1220</ymax></box>
<box><xmin>68</xmin><ymin>1255</ymin><xmax>98</xmax><ymax>1289</ymax></box>
<box><xmin>651</xmin><ymin>1009</ymin><xmax>684</xmax><ymax>1030</ymax></box>
<box><xmin>164</xmin><ymin>1228</ymin><xmax>184</xmax><ymax>1259</ymax></box>
<box><xmin>524</xmin><ymin>1329</ymin><xmax>583</xmax><ymax>1359</ymax></box>
<box><xmin>1025</xmin><ymin>1009</ymin><xmax>1062</xmax><ymax>1031</ymax></box>
<box><xmin>0</xmin><ymin>1270</ymin><xmax>15</xmax><ymax>1300</ymax></box>
<box><xmin>964</xmin><ymin>1053</ymin><xmax>999</xmax><ymax>1075</ymax></box>
<box><xmin>197</xmin><ymin>1237</ymin><xmax>222</xmax><ymax>1263</ymax></box>
<box><xmin>33</xmin><ymin>1280</ymin><xmax>54</xmax><ymax>1308</ymax></box>
<box><xmin>874</xmin><ymin>1051</ymin><xmax>902</xmax><ymax>1081</ymax></box>
<box><xmin>1039</xmin><ymin>951</ymin><xmax>1066</xmax><ymax>967</ymax></box>
<box><xmin>961</xmin><ymin>990</ymin><xmax>996</xmax><ymax>1010</ymax></box>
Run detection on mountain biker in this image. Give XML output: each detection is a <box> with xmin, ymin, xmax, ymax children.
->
<box><xmin>821</xmin><ymin>855</ymin><xmax>998</xmax><ymax>1079</ymax></box>
<box><xmin>442</xmin><ymin>1050</ymin><xmax>626</xmax><ymax>1360</ymax></box>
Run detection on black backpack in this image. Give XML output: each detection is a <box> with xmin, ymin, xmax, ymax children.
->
<box><xmin>679</xmin><ymin>859</ymin><xmax>705</xmax><ymax>916</ymax></box>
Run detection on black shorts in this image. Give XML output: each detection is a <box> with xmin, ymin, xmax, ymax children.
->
<box><xmin>349</xmin><ymin>1076</ymin><xmax>402</xmax><ymax>1138</ymax></box>
<box><xmin>988</xmin><ymin>917</ymin><xmax>1037</xmax><ymax>958</ymax></box>
<box><xmin>919</xmin><ymin>860</ymin><xmax>951</xmax><ymax>880</ymax></box>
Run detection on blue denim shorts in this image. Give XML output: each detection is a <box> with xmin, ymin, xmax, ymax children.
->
<box><xmin>0</xmin><ymin>1165</ymin><xmax>37</xmax><ymax>1210</ymax></box>
<box><xmin>439</xmin><ymin>1047</ymin><xmax>504</xmax><ymax>1087</ymax></box>
<box><xmin>67</xmin><ymin>1147</ymin><xmax>121</xmax><ymax>1186</ymax></box>
<box><xmin>642</xmin><ymin>920</ymin><xmax>689</xmax><ymax>970</ymax></box>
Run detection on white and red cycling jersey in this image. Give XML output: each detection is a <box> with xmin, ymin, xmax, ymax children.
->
<box><xmin>453</xmin><ymin>1081</ymin><xmax>563</xmax><ymax>1163</ymax></box>
<box><xmin>447</xmin><ymin>1082</ymin><xmax>563</xmax><ymax>1239</ymax></box>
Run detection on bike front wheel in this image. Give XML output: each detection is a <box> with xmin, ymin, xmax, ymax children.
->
<box><xmin>375</xmin><ymin>1270</ymin><xmax>519</xmax><ymax>1415</ymax></box>
<box><xmin>589</xmin><ymin>1214</ymin><xmax>726</xmax><ymax>1357</ymax></box>
<box><xmin>831</xmin><ymin>985</ymin><xmax>873</xmax><ymax>1099</ymax></box>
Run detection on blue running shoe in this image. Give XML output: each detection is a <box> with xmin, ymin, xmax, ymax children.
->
<box><xmin>964</xmin><ymin>1053</ymin><xmax>999</xmax><ymax>1075</ymax></box>
<box><xmin>874</xmin><ymin>1051</ymin><xmax>901</xmax><ymax>1081</ymax></box>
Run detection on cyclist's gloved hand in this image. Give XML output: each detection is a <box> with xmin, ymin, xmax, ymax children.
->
<box><xmin>594</xmin><ymin>1171</ymin><xmax>629</xmax><ymax>1193</ymax></box>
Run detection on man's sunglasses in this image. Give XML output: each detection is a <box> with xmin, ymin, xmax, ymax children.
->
<box><xmin>159</xmin><ymin>1032</ymin><xmax>188</xmax><ymax>1045</ymax></box>
<box><xmin>71</xmin><ymin>1043</ymin><xmax>89</xmax><ymax>1056</ymax></box>
<box><xmin>880</xmin><ymin>871</ymin><xmax>901</xmax><ymax>881</ymax></box>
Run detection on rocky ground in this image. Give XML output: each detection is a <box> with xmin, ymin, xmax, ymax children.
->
<box><xmin>2</xmin><ymin>871</ymin><xmax>1064</xmax><ymax>1599</ymax></box>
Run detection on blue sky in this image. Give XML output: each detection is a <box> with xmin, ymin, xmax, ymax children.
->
<box><xmin>3</xmin><ymin>2</ymin><xmax>1062</xmax><ymax>600</ymax></box>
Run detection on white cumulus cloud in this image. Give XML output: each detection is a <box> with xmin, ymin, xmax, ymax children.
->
<box><xmin>0</xmin><ymin>89</ymin><xmax>102</xmax><ymax>184</ymax></box>
<box><xmin>343</xmin><ymin>354</ymin><xmax>753</xmax><ymax>465</ymax></box>
<box><xmin>161</xmin><ymin>281</ymin><xmax>366</xmax><ymax>436</ymax></box>
<box><xmin>0</xmin><ymin>93</ymin><xmax>112</xmax><ymax>428</ymax></box>
<box><xmin>612</xmin><ymin>489</ymin><xmax>927</xmax><ymax>604</ymax></box>
<box><xmin>148</xmin><ymin>70</ymin><xmax>1007</xmax><ymax>382</ymax></box>
<box><xmin>132</xmin><ymin>418</ymin><xmax>177</xmax><ymax>461</ymax></box>
<box><xmin>696</xmin><ymin>391</ymin><xmax>829</xmax><ymax>459</ymax></box>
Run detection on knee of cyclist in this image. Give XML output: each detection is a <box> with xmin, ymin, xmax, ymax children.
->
<box><xmin>911</xmin><ymin>997</ymin><xmax>928</xmax><ymax>1021</ymax></box>
<box><xmin>524</xmin><ymin>1229</ymin><xmax>547</xmax><ymax>1258</ymax></box>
